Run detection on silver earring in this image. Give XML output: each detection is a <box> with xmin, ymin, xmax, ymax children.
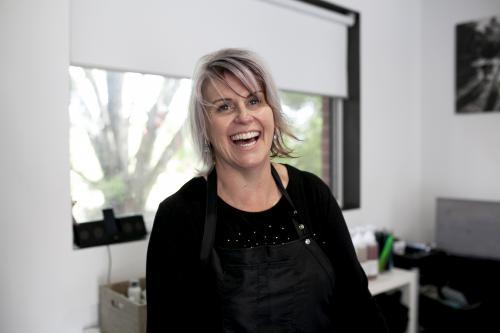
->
<box><xmin>203</xmin><ymin>140</ymin><xmax>211</xmax><ymax>153</ymax></box>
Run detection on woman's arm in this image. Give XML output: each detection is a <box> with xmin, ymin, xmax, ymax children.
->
<box><xmin>146</xmin><ymin>202</ymin><xmax>173</xmax><ymax>332</ymax></box>
<box><xmin>146</xmin><ymin>196</ymin><xmax>219</xmax><ymax>332</ymax></box>
<box><xmin>146</xmin><ymin>201</ymin><xmax>200</xmax><ymax>332</ymax></box>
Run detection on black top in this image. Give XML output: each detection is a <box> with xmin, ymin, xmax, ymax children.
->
<box><xmin>146</xmin><ymin>164</ymin><xmax>388</xmax><ymax>332</ymax></box>
<box><xmin>215</xmin><ymin>195</ymin><xmax>299</xmax><ymax>249</ymax></box>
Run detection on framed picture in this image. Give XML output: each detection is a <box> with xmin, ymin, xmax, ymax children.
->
<box><xmin>456</xmin><ymin>15</ymin><xmax>500</xmax><ymax>113</ymax></box>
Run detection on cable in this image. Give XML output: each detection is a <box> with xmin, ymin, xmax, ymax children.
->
<box><xmin>106</xmin><ymin>244</ymin><xmax>112</xmax><ymax>284</ymax></box>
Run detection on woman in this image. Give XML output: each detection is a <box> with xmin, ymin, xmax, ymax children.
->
<box><xmin>146</xmin><ymin>48</ymin><xmax>388</xmax><ymax>332</ymax></box>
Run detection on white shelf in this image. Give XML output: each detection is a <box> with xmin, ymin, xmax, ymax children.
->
<box><xmin>369</xmin><ymin>268</ymin><xmax>419</xmax><ymax>333</ymax></box>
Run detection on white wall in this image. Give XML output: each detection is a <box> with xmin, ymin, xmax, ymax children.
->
<box><xmin>0</xmin><ymin>0</ymin><xmax>460</xmax><ymax>332</ymax></box>
<box><xmin>0</xmin><ymin>0</ymin><xmax>71</xmax><ymax>331</ymax></box>
<box><xmin>332</xmin><ymin>0</ymin><xmax>424</xmax><ymax>242</ymax></box>
<box><xmin>421</xmin><ymin>0</ymin><xmax>500</xmax><ymax>243</ymax></box>
<box><xmin>0</xmin><ymin>1</ymin><xmax>148</xmax><ymax>333</ymax></box>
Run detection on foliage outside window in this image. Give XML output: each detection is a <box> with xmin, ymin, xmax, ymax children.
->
<box><xmin>276</xmin><ymin>92</ymin><xmax>331</xmax><ymax>187</ymax></box>
<box><xmin>69</xmin><ymin>67</ymin><xmax>333</xmax><ymax>227</ymax></box>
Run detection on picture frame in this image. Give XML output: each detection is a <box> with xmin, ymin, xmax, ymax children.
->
<box><xmin>456</xmin><ymin>15</ymin><xmax>500</xmax><ymax>113</ymax></box>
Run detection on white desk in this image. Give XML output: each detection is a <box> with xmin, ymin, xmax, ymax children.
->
<box><xmin>369</xmin><ymin>268</ymin><xmax>419</xmax><ymax>333</ymax></box>
<box><xmin>85</xmin><ymin>268</ymin><xmax>419</xmax><ymax>333</ymax></box>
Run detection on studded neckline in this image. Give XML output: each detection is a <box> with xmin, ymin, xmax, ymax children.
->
<box><xmin>215</xmin><ymin>195</ymin><xmax>298</xmax><ymax>249</ymax></box>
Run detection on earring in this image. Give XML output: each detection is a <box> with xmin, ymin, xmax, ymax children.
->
<box><xmin>203</xmin><ymin>140</ymin><xmax>211</xmax><ymax>153</ymax></box>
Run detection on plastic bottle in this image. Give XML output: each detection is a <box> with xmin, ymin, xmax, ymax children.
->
<box><xmin>127</xmin><ymin>279</ymin><xmax>142</xmax><ymax>304</ymax></box>
<box><xmin>363</xmin><ymin>230</ymin><xmax>379</xmax><ymax>279</ymax></box>
<box><xmin>352</xmin><ymin>229</ymin><xmax>367</xmax><ymax>269</ymax></box>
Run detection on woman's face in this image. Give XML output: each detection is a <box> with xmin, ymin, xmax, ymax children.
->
<box><xmin>203</xmin><ymin>73</ymin><xmax>275</xmax><ymax>172</ymax></box>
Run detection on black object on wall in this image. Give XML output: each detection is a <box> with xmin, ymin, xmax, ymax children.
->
<box><xmin>343</xmin><ymin>12</ymin><xmax>361</xmax><ymax>210</ymax></box>
<box><xmin>73</xmin><ymin>208</ymin><xmax>147</xmax><ymax>248</ymax></box>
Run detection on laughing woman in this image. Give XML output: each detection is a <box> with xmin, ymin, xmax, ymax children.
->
<box><xmin>146</xmin><ymin>48</ymin><xmax>388</xmax><ymax>333</ymax></box>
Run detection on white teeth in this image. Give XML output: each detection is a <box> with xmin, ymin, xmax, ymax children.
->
<box><xmin>230</xmin><ymin>131</ymin><xmax>260</xmax><ymax>141</ymax></box>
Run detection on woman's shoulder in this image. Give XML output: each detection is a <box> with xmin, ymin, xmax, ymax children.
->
<box><xmin>282</xmin><ymin>163</ymin><xmax>330</xmax><ymax>192</ymax></box>
<box><xmin>157</xmin><ymin>176</ymin><xmax>206</xmax><ymax>214</ymax></box>
<box><xmin>151</xmin><ymin>176</ymin><xmax>207</xmax><ymax>240</ymax></box>
<box><xmin>280</xmin><ymin>163</ymin><xmax>337</xmax><ymax>211</ymax></box>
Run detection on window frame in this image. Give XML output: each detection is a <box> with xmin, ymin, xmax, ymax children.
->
<box><xmin>297</xmin><ymin>0</ymin><xmax>361</xmax><ymax>210</ymax></box>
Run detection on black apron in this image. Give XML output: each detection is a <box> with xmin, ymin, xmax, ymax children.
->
<box><xmin>200</xmin><ymin>165</ymin><xmax>336</xmax><ymax>332</ymax></box>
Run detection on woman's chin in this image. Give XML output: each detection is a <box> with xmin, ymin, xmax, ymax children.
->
<box><xmin>219</xmin><ymin>155</ymin><xmax>271</xmax><ymax>172</ymax></box>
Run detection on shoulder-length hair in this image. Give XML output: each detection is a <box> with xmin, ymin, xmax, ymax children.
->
<box><xmin>189</xmin><ymin>48</ymin><xmax>295</xmax><ymax>173</ymax></box>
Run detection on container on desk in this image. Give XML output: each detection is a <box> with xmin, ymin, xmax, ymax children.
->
<box><xmin>376</xmin><ymin>231</ymin><xmax>394</xmax><ymax>273</ymax></box>
<box><xmin>393</xmin><ymin>245</ymin><xmax>446</xmax><ymax>285</ymax></box>
<box><xmin>99</xmin><ymin>278</ymin><xmax>146</xmax><ymax>333</ymax></box>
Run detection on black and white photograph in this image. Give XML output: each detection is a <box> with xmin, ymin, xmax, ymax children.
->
<box><xmin>456</xmin><ymin>15</ymin><xmax>500</xmax><ymax>113</ymax></box>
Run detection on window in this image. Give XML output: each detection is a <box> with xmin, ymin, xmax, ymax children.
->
<box><xmin>69</xmin><ymin>66</ymin><xmax>199</xmax><ymax>226</ymax></box>
<box><xmin>69</xmin><ymin>66</ymin><xmax>339</xmax><ymax>226</ymax></box>
<box><xmin>275</xmin><ymin>92</ymin><xmax>335</xmax><ymax>190</ymax></box>
<box><xmin>71</xmin><ymin>1</ymin><xmax>360</xmax><ymax>213</ymax></box>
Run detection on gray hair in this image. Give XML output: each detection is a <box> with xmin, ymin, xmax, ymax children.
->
<box><xmin>189</xmin><ymin>48</ymin><xmax>295</xmax><ymax>172</ymax></box>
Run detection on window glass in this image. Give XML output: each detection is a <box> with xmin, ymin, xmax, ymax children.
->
<box><xmin>69</xmin><ymin>66</ymin><xmax>200</xmax><ymax>226</ymax></box>
<box><xmin>70</xmin><ymin>67</ymin><xmax>333</xmax><ymax>226</ymax></box>
<box><xmin>277</xmin><ymin>92</ymin><xmax>331</xmax><ymax>186</ymax></box>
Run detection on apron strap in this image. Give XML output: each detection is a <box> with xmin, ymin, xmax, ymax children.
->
<box><xmin>271</xmin><ymin>164</ymin><xmax>308</xmax><ymax>237</ymax></box>
<box><xmin>200</xmin><ymin>167</ymin><xmax>217</xmax><ymax>265</ymax></box>
<box><xmin>200</xmin><ymin>164</ymin><xmax>308</xmax><ymax>264</ymax></box>
<box><xmin>270</xmin><ymin>164</ymin><xmax>297</xmax><ymax>215</ymax></box>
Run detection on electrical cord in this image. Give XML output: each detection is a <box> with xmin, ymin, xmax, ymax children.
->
<box><xmin>106</xmin><ymin>244</ymin><xmax>112</xmax><ymax>284</ymax></box>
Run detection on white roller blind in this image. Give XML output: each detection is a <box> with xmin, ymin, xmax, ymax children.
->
<box><xmin>71</xmin><ymin>0</ymin><xmax>353</xmax><ymax>97</ymax></box>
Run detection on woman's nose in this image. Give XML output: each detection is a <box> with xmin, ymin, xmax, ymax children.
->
<box><xmin>234</xmin><ymin>104</ymin><xmax>252</xmax><ymax>123</ymax></box>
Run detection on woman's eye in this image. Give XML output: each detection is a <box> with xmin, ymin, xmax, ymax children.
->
<box><xmin>248</xmin><ymin>97</ymin><xmax>261</xmax><ymax>106</ymax></box>
<box><xmin>217</xmin><ymin>103</ymin><xmax>231</xmax><ymax>112</ymax></box>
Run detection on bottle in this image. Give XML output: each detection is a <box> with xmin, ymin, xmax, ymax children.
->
<box><xmin>363</xmin><ymin>230</ymin><xmax>379</xmax><ymax>279</ymax></box>
<box><xmin>352</xmin><ymin>229</ymin><xmax>367</xmax><ymax>270</ymax></box>
<box><xmin>127</xmin><ymin>279</ymin><xmax>142</xmax><ymax>304</ymax></box>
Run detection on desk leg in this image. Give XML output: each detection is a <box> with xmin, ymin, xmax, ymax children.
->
<box><xmin>400</xmin><ymin>269</ymin><xmax>419</xmax><ymax>333</ymax></box>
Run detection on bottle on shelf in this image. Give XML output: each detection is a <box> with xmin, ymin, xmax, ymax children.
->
<box><xmin>363</xmin><ymin>229</ymin><xmax>379</xmax><ymax>280</ymax></box>
<box><xmin>127</xmin><ymin>279</ymin><xmax>142</xmax><ymax>304</ymax></box>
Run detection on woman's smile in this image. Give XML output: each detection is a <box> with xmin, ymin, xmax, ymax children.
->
<box><xmin>230</xmin><ymin>130</ymin><xmax>261</xmax><ymax>148</ymax></box>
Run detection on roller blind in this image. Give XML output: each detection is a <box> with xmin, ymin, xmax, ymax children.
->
<box><xmin>71</xmin><ymin>0</ymin><xmax>353</xmax><ymax>97</ymax></box>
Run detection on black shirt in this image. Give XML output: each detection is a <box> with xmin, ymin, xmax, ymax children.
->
<box><xmin>215</xmin><ymin>195</ymin><xmax>298</xmax><ymax>249</ymax></box>
<box><xmin>146</xmin><ymin>164</ymin><xmax>388</xmax><ymax>332</ymax></box>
